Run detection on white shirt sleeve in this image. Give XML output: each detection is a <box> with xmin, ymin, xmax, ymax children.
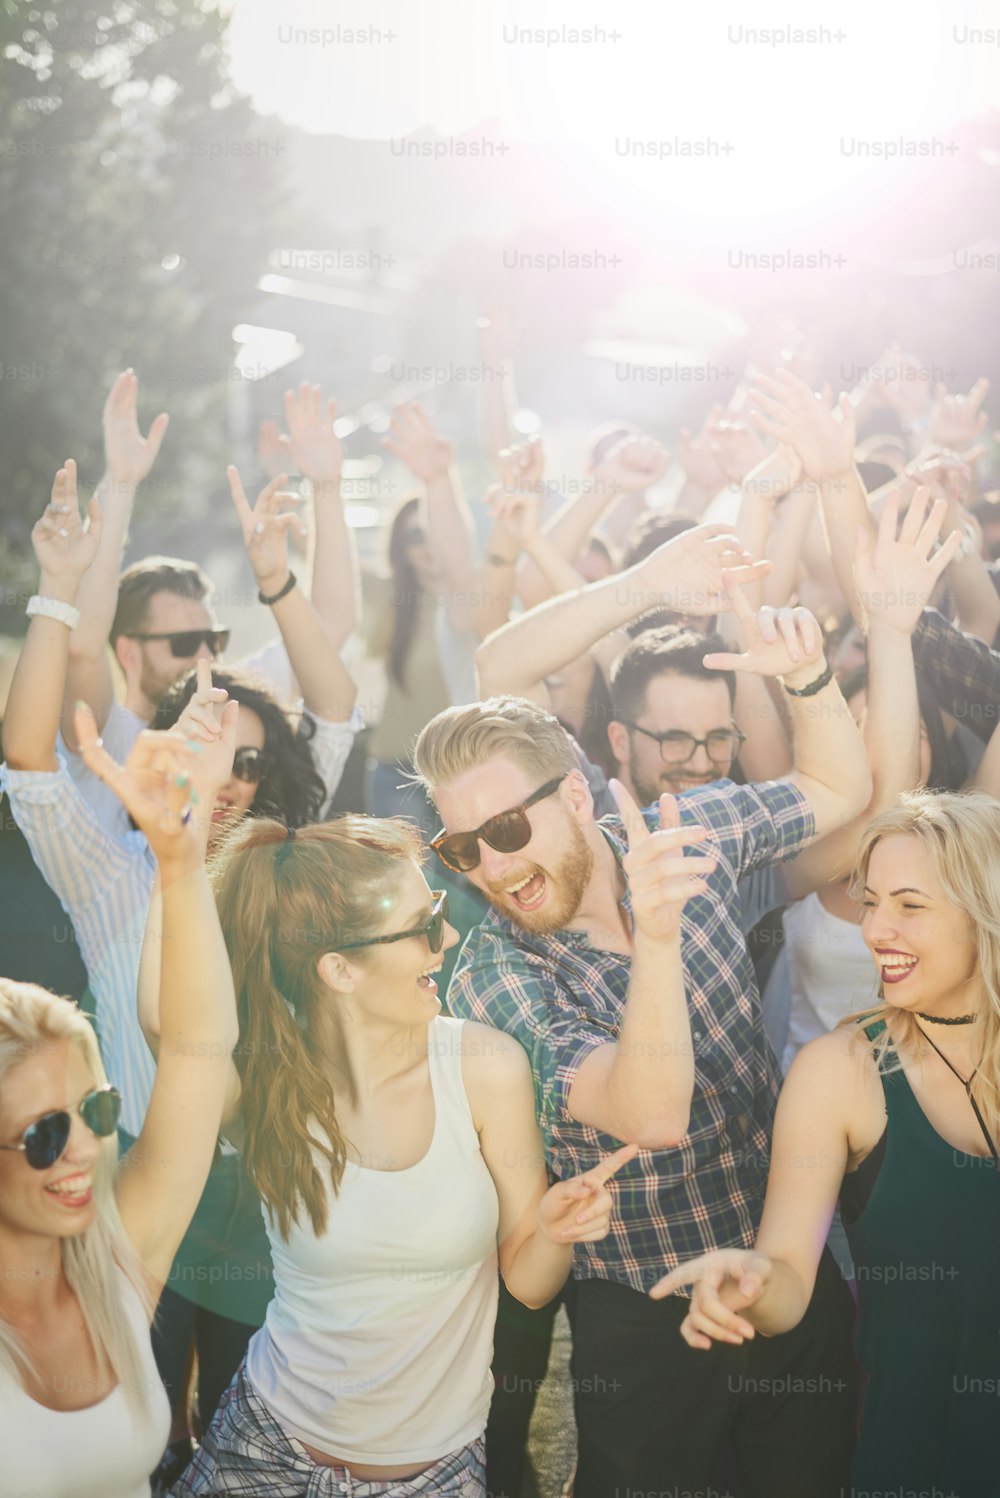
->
<box><xmin>302</xmin><ymin>706</ymin><xmax>364</xmax><ymax>815</ymax></box>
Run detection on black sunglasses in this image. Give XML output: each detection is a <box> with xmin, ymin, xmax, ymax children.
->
<box><xmin>232</xmin><ymin>746</ymin><xmax>272</xmax><ymax>784</ymax></box>
<box><xmin>431</xmin><ymin>776</ymin><xmax>566</xmax><ymax>874</ymax></box>
<box><xmin>336</xmin><ymin>890</ymin><xmax>449</xmax><ymax>953</ymax></box>
<box><xmin>622</xmin><ymin>723</ymin><xmax>746</xmax><ymax>767</ymax></box>
<box><xmin>0</xmin><ymin>1085</ymin><xmax>121</xmax><ymax>1170</ymax></box>
<box><xmin>128</xmin><ymin>628</ymin><xmax>231</xmax><ymax>659</ymax></box>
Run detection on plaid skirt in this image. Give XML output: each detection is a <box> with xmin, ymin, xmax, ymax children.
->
<box><xmin>168</xmin><ymin>1363</ymin><xmax>486</xmax><ymax>1498</ymax></box>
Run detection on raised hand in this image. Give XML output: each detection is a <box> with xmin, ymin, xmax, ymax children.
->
<box><xmin>594</xmin><ymin>434</ymin><xmax>670</xmax><ymax>495</ymax></box>
<box><xmin>874</xmin><ymin>345</ymin><xmax>933</xmax><ymax>429</ymax></box>
<box><xmin>227</xmin><ymin>467</ymin><xmax>306</xmax><ymax>593</ymax></box>
<box><xmin>678</xmin><ymin>404</ymin><xmax>726</xmax><ymax>493</ymax></box>
<box><xmin>102</xmin><ymin>370</ymin><xmax>169</xmax><ymax>487</ymax></box>
<box><xmin>382</xmin><ymin>402</ymin><xmax>454</xmax><ymax>483</ymax></box>
<box><xmin>31</xmin><ymin>461</ymin><xmax>102</xmax><ymax>586</ymax></box>
<box><xmin>497</xmin><ymin>436</ymin><xmax>545</xmax><ymax>494</ymax></box>
<box><xmin>610</xmin><ymin>780</ymin><xmax>717</xmax><ymax>946</ymax></box>
<box><xmin>284</xmin><ymin>382</ymin><xmax>343</xmax><ymax>486</ymax></box>
<box><xmin>740</xmin><ymin>443</ymin><xmax>803</xmax><ymax>503</ymax></box>
<box><xmin>535</xmin><ymin>1143</ymin><xmax>639</xmax><ymax>1244</ymax></box>
<box><xmin>73</xmin><ymin>701</ymin><xmax>234</xmax><ymax>865</ymax></box>
<box><xmin>855</xmin><ymin>486</ymin><xmax>961</xmax><ymax>637</ymax></box>
<box><xmin>634</xmin><ymin>524</ymin><xmax>773</xmax><ymax>618</ymax></box>
<box><xmin>648</xmin><ymin>1248</ymin><xmax>771</xmax><ymax>1349</ymax></box>
<box><xmin>929</xmin><ymin>378</ymin><xmax>991</xmax><ymax>453</ymax></box>
<box><xmin>905</xmin><ymin>444</ymin><xmax>982</xmax><ymax>506</ymax></box>
<box><xmin>702</xmin><ymin>574</ymin><xmax>825</xmax><ymax>686</ymax></box>
<box><xmin>258</xmin><ymin>418</ymin><xmax>292</xmax><ymax>481</ymax></box>
<box><xmin>173</xmin><ymin>657</ymin><xmax>229</xmax><ymax>745</ymax></box>
<box><xmin>750</xmin><ymin>370</ymin><xmax>856</xmax><ymax>482</ymax></box>
<box><xmin>486</xmin><ymin>483</ymin><xmax>543</xmax><ymax>553</ymax></box>
<box><xmin>709</xmin><ymin>418</ymin><xmax>769</xmax><ymax>486</ymax></box>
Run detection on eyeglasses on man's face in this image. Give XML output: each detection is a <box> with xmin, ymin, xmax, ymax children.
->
<box><xmin>128</xmin><ymin>628</ymin><xmax>230</xmax><ymax>659</ymax></box>
<box><xmin>622</xmin><ymin>722</ymin><xmax>746</xmax><ymax>767</ymax></box>
<box><xmin>431</xmin><ymin>776</ymin><xmax>566</xmax><ymax>874</ymax></box>
<box><xmin>335</xmin><ymin>891</ymin><xmax>449</xmax><ymax>954</ymax></box>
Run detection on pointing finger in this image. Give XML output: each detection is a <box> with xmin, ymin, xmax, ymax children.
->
<box><xmin>586</xmin><ymin>1142</ymin><xmax>640</xmax><ymax>1186</ymax></box>
<box><xmin>610</xmin><ymin>778</ymin><xmax>652</xmax><ymax>847</ymax></box>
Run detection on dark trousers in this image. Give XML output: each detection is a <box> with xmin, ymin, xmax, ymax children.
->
<box><xmin>486</xmin><ymin>1278</ymin><xmax>567</xmax><ymax>1498</ymax></box>
<box><xmin>152</xmin><ymin>1285</ymin><xmax>257</xmax><ymax>1436</ymax></box>
<box><xmin>569</xmin><ymin>1248</ymin><xmax>857</xmax><ymax>1498</ymax></box>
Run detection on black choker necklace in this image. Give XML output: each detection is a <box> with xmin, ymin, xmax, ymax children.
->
<box><xmin>916</xmin><ymin>1011</ymin><xmax>977</xmax><ymax>1026</ymax></box>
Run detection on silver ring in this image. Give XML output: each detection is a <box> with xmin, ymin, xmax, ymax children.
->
<box><xmin>254</xmin><ymin>520</ymin><xmax>265</xmax><ymax>535</ymax></box>
<box><xmin>181</xmin><ymin>805</ymin><xmax>193</xmax><ymax>827</ymax></box>
<box><xmin>58</xmin><ymin>527</ymin><xmax>69</xmax><ymax>538</ymax></box>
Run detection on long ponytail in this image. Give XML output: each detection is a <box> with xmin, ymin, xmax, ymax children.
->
<box><xmin>210</xmin><ymin>816</ymin><xmax>424</xmax><ymax>1239</ymax></box>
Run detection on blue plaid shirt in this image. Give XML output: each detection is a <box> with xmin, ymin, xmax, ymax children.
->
<box><xmin>447</xmin><ymin>778</ymin><xmax>814</xmax><ymax>1295</ymax></box>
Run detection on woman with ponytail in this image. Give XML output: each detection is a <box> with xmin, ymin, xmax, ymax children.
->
<box><xmin>0</xmin><ymin>704</ymin><xmax>240</xmax><ymax>1498</ymax></box>
<box><xmin>165</xmin><ymin>815</ymin><xmax>636</xmax><ymax>1497</ymax></box>
<box><xmin>651</xmin><ymin>789</ymin><xmax>1000</xmax><ymax>1498</ymax></box>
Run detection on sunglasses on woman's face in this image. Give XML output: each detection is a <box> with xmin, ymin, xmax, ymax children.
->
<box><xmin>0</xmin><ymin>1085</ymin><xmax>121</xmax><ymax>1170</ymax></box>
<box><xmin>128</xmin><ymin>628</ymin><xmax>231</xmax><ymax>659</ymax></box>
<box><xmin>335</xmin><ymin>891</ymin><xmax>449</xmax><ymax>954</ymax></box>
<box><xmin>232</xmin><ymin>746</ymin><xmax>271</xmax><ymax>784</ymax></box>
<box><xmin>431</xmin><ymin>777</ymin><xmax>566</xmax><ymax>874</ymax></box>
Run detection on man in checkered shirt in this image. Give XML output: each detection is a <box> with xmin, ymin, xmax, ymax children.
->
<box><xmin>414</xmin><ymin>553</ymin><xmax>871</xmax><ymax>1497</ymax></box>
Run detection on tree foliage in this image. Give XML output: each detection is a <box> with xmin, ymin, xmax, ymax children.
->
<box><xmin>0</xmin><ymin>0</ymin><xmax>288</xmax><ymax>613</ymax></box>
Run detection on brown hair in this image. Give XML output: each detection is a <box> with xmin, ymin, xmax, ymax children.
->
<box><xmin>413</xmin><ymin>695</ymin><xmax>577</xmax><ymax>798</ymax></box>
<box><xmin>209</xmin><ymin>815</ymin><xmax>424</xmax><ymax>1239</ymax></box>
<box><xmin>111</xmin><ymin>556</ymin><xmax>213</xmax><ymax>643</ymax></box>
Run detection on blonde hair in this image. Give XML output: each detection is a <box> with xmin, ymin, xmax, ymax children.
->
<box><xmin>0</xmin><ymin>982</ymin><xmax>154</xmax><ymax>1412</ymax></box>
<box><xmin>210</xmin><ymin>815</ymin><xmax>424</xmax><ymax>1240</ymax></box>
<box><xmin>413</xmin><ymin>695</ymin><xmax>577</xmax><ymax>797</ymax></box>
<box><xmin>844</xmin><ymin>789</ymin><xmax>1000</xmax><ymax>1146</ymax></box>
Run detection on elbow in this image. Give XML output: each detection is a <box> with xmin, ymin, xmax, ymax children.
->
<box><xmin>632</xmin><ymin>1114</ymin><xmax>690</xmax><ymax>1152</ymax></box>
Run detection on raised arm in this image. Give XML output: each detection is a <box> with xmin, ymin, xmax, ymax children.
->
<box><xmin>63</xmin><ymin>372</ymin><xmax>168</xmax><ymax>745</ymax></box>
<box><xmin>76</xmin><ymin>704</ymin><xmax>241</xmax><ymax>1291</ymax></box>
<box><xmin>476</xmin><ymin>523</ymin><xmax>773</xmax><ymax>702</ymax></box>
<box><xmin>703</xmin><ymin>581</ymin><xmax>872</xmax><ymax>842</ymax></box>
<box><xmin>781</xmin><ymin>488</ymin><xmax>958</xmax><ymax>898</ymax></box>
<box><xmin>284</xmin><ymin>382</ymin><xmax>359</xmax><ymax>650</ymax></box>
<box><xmin>3</xmin><ymin>462</ymin><xmax>102</xmax><ymax>772</ymax></box>
<box><xmin>675</xmin><ymin>404</ymin><xmax>726</xmax><ymax>519</ymax></box>
<box><xmin>227</xmin><ymin>466</ymin><xmax>356</xmax><ymax>723</ymax></box>
<box><xmin>566</xmin><ymin>784</ymin><xmax>715</xmax><ymax>1147</ymax></box>
<box><xmin>383</xmin><ymin>402</ymin><xmax>478</xmax><ymax>633</ymax></box>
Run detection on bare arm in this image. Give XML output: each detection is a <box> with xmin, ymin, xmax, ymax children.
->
<box><xmin>3</xmin><ymin>464</ymin><xmax>102</xmax><ymax>772</ymax></box>
<box><xmin>62</xmin><ymin>372</ymin><xmax>168</xmax><ymax>745</ymax></box>
<box><xmin>227</xmin><ymin>467</ymin><xmax>356</xmax><ymax>723</ymax></box>
<box><xmin>566</xmin><ymin>784</ymin><xmax>715</xmax><ymax>1148</ymax></box>
<box><xmin>285</xmin><ymin>383</ymin><xmax>359</xmax><ymax>650</ymax></box>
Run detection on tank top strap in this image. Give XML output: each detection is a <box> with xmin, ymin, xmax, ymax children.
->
<box><xmin>427</xmin><ymin>1015</ymin><xmax>477</xmax><ymax>1141</ymax></box>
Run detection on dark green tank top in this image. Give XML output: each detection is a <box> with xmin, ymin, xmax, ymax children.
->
<box><xmin>841</xmin><ymin>1023</ymin><xmax>1000</xmax><ymax>1498</ymax></box>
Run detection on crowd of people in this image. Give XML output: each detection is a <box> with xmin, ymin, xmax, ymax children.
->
<box><xmin>1</xmin><ymin>327</ymin><xmax>999</xmax><ymax>1498</ymax></box>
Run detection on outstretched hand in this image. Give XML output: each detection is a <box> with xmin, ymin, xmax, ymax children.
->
<box><xmin>31</xmin><ymin>460</ymin><xmax>103</xmax><ymax>585</ymax></box>
<box><xmin>929</xmin><ymin>378</ymin><xmax>991</xmax><ymax>453</ymax></box>
<box><xmin>610</xmin><ymin>780</ymin><xmax>716</xmax><ymax>945</ymax></box>
<box><xmin>383</xmin><ymin>402</ymin><xmax>454</xmax><ymax>482</ymax></box>
<box><xmin>648</xmin><ymin>1248</ymin><xmax>772</xmax><ymax>1349</ymax></box>
<box><xmin>536</xmin><ymin>1143</ymin><xmax>639</xmax><ymax>1244</ymax></box>
<box><xmin>284</xmin><ymin>382</ymin><xmax>344</xmax><ymax>486</ymax></box>
<box><xmin>855</xmin><ymin>485</ymin><xmax>961</xmax><ymax>637</ymax></box>
<box><xmin>594</xmin><ymin>434</ymin><xmax>670</xmax><ymax>495</ymax></box>
<box><xmin>702</xmin><ymin>575</ymin><xmax>825</xmax><ymax>686</ymax></box>
<box><xmin>750</xmin><ymin>370</ymin><xmax>856</xmax><ymax>482</ymax></box>
<box><xmin>227</xmin><ymin>466</ymin><xmax>306</xmax><ymax>591</ymax></box>
<box><xmin>635</xmin><ymin>524</ymin><xmax>772</xmax><ymax>618</ymax></box>
<box><xmin>102</xmin><ymin>370</ymin><xmax>169</xmax><ymax>487</ymax></box>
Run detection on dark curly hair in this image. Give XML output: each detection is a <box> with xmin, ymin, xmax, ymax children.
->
<box><xmin>151</xmin><ymin>667</ymin><xmax>329</xmax><ymax>828</ymax></box>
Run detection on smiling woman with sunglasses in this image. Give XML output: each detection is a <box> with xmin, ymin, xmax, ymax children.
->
<box><xmin>147</xmin><ymin>814</ymin><xmax>636</xmax><ymax>1497</ymax></box>
<box><xmin>0</xmin><ymin>708</ymin><xmax>240</xmax><ymax>1498</ymax></box>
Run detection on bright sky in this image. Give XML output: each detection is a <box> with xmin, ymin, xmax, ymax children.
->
<box><xmin>225</xmin><ymin>0</ymin><xmax>1000</xmax><ymax>214</ymax></box>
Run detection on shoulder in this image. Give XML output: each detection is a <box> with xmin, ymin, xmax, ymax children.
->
<box><xmin>782</xmin><ymin>1022</ymin><xmax>881</xmax><ymax>1113</ymax></box>
<box><xmin>457</xmin><ymin>1020</ymin><xmax>533</xmax><ymax>1126</ymax></box>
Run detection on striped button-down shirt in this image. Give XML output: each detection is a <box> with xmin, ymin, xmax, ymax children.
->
<box><xmin>447</xmin><ymin>778</ymin><xmax>814</xmax><ymax>1295</ymax></box>
<box><xmin>2</xmin><ymin>711</ymin><xmax>359</xmax><ymax>1139</ymax></box>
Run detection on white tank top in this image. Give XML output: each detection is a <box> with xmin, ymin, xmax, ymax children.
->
<box><xmin>0</xmin><ymin>1266</ymin><xmax>170</xmax><ymax>1498</ymax></box>
<box><xmin>781</xmin><ymin>892</ymin><xmax>877</xmax><ymax>1071</ymax></box>
<box><xmin>246</xmin><ymin>1016</ymin><xmax>500</xmax><ymax>1466</ymax></box>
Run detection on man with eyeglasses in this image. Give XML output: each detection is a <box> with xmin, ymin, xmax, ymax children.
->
<box><xmin>414</xmin><ymin>538</ymin><xmax>871</xmax><ymax>1495</ymax></box>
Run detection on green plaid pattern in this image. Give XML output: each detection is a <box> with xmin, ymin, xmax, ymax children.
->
<box><xmin>912</xmin><ymin>607</ymin><xmax>1000</xmax><ymax>743</ymax></box>
<box><xmin>447</xmin><ymin>779</ymin><xmax>814</xmax><ymax>1295</ymax></box>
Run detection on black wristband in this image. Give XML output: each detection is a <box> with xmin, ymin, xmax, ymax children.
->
<box><xmin>257</xmin><ymin>570</ymin><xmax>297</xmax><ymax>606</ymax></box>
<box><xmin>486</xmin><ymin>552</ymin><xmax>518</xmax><ymax>567</ymax></box>
<box><xmin>781</xmin><ymin>661</ymin><xmax>834</xmax><ymax>698</ymax></box>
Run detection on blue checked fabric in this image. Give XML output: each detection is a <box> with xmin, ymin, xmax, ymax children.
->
<box><xmin>447</xmin><ymin>778</ymin><xmax>815</xmax><ymax>1295</ymax></box>
<box><xmin>169</xmin><ymin>1364</ymin><xmax>485</xmax><ymax>1497</ymax></box>
<box><xmin>912</xmin><ymin>606</ymin><xmax>1000</xmax><ymax>743</ymax></box>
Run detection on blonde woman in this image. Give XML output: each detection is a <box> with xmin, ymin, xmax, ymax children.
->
<box><xmin>0</xmin><ymin>693</ymin><xmax>241</xmax><ymax>1498</ymax></box>
<box><xmin>653</xmin><ymin>790</ymin><xmax>1000</xmax><ymax>1498</ymax></box>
